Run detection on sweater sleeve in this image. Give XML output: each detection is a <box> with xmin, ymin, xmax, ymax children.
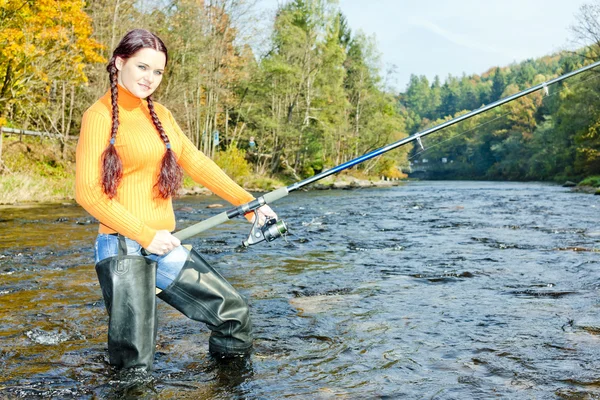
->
<box><xmin>75</xmin><ymin>110</ymin><xmax>157</xmax><ymax>247</ymax></box>
<box><xmin>169</xmin><ymin>111</ymin><xmax>255</xmax><ymax>207</ymax></box>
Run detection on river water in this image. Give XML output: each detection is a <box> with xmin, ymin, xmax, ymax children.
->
<box><xmin>0</xmin><ymin>181</ymin><xmax>599</xmax><ymax>399</ymax></box>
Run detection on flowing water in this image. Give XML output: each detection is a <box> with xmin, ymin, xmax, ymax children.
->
<box><xmin>0</xmin><ymin>181</ymin><xmax>599</xmax><ymax>399</ymax></box>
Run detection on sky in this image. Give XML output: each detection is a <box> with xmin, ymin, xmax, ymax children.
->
<box><xmin>259</xmin><ymin>0</ymin><xmax>593</xmax><ymax>91</ymax></box>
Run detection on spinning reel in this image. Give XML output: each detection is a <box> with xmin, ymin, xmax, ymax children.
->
<box><xmin>242</xmin><ymin>211</ymin><xmax>288</xmax><ymax>247</ymax></box>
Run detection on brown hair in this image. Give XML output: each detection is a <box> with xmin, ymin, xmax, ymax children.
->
<box><xmin>102</xmin><ymin>29</ymin><xmax>183</xmax><ymax>199</ymax></box>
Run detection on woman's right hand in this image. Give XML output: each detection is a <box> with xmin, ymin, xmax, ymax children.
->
<box><xmin>145</xmin><ymin>230</ymin><xmax>181</xmax><ymax>255</ymax></box>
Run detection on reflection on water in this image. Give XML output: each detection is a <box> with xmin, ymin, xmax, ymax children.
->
<box><xmin>1</xmin><ymin>181</ymin><xmax>599</xmax><ymax>398</ymax></box>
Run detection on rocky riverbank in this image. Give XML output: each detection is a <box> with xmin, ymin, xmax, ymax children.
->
<box><xmin>178</xmin><ymin>175</ymin><xmax>405</xmax><ymax>196</ymax></box>
<box><xmin>562</xmin><ymin>180</ymin><xmax>600</xmax><ymax>195</ymax></box>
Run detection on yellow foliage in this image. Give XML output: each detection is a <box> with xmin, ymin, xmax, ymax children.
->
<box><xmin>215</xmin><ymin>146</ymin><xmax>251</xmax><ymax>182</ymax></box>
<box><xmin>375</xmin><ymin>158</ymin><xmax>407</xmax><ymax>179</ymax></box>
<box><xmin>0</xmin><ymin>0</ymin><xmax>105</xmax><ymax>113</ymax></box>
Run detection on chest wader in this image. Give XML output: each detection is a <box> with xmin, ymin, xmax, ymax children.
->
<box><xmin>96</xmin><ymin>236</ymin><xmax>252</xmax><ymax>371</ymax></box>
<box><xmin>157</xmin><ymin>247</ymin><xmax>253</xmax><ymax>356</ymax></box>
<box><xmin>95</xmin><ymin>236</ymin><xmax>158</xmax><ymax>371</ymax></box>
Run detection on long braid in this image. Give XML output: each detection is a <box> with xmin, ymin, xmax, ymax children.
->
<box><xmin>100</xmin><ymin>60</ymin><xmax>123</xmax><ymax>199</ymax></box>
<box><xmin>147</xmin><ymin>96</ymin><xmax>183</xmax><ymax>199</ymax></box>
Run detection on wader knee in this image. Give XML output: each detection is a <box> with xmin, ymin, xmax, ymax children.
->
<box><xmin>157</xmin><ymin>248</ymin><xmax>252</xmax><ymax>356</ymax></box>
<box><xmin>95</xmin><ymin>237</ymin><xmax>158</xmax><ymax>370</ymax></box>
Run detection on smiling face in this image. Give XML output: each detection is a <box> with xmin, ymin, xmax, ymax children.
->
<box><xmin>115</xmin><ymin>47</ymin><xmax>166</xmax><ymax>98</ymax></box>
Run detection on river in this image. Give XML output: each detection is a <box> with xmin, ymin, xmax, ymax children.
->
<box><xmin>0</xmin><ymin>181</ymin><xmax>599</xmax><ymax>399</ymax></box>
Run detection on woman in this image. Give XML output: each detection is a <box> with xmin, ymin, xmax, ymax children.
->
<box><xmin>76</xmin><ymin>29</ymin><xmax>275</xmax><ymax>371</ymax></box>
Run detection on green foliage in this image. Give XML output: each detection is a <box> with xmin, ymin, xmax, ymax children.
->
<box><xmin>0</xmin><ymin>172</ymin><xmax>74</xmax><ymax>204</ymax></box>
<box><xmin>399</xmin><ymin>48</ymin><xmax>600</xmax><ymax>182</ymax></box>
<box><xmin>4</xmin><ymin>0</ymin><xmax>600</xmax><ymax>201</ymax></box>
<box><xmin>0</xmin><ymin>0</ymin><xmax>411</xmax><ymax>198</ymax></box>
<box><xmin>579</xmin><ymin>176</ymin><xmax>600</xmax><ymax>187</ymax></box>
<box><xmin>240</xmin><ymin>0</ymin><xmax>408</xmax><ymax>178</ymax></box>
<box><xmin>244</xmin><ymin>176</ymin><xmax>286</xmax><ymax>191</ymax></box>
<box><xmin>0</xmin><ymin>136</ymin><xmax>75</xmax><ymax>203</ymax></box>
<box><xmin>215</xmin><ymin>146</ymin><xmax>252</xmax><ymax>182</ymax></box>
<box><xmin>2</xmin><ymin>137</ymin><xmax>74</xmax><ymax>178</ymax></box>
<box><xmin>182</xmin><ymin>175</ymin><xmax>196</xmax><ymax>189</ymax></box>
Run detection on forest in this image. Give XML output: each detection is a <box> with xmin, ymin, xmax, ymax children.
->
<box><xmin>0</xmin><ymin>0</ymin><xmax>599</xmax><ymax>203</ymax></box>
<box><xmin>400</xmin><ymin>51</ymin><xmax>600</xmax><ymax>182</ymax></box>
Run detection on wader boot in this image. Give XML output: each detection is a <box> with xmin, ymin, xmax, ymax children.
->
<box><xmin>95</xmin><ymin>235</ymin><xmax>158</xmax><ymax>370</ymax></box>
<box><xmin>157</xmin><ymin>248</ymin><xmax>252</xmax><ymax>356</ymax></box>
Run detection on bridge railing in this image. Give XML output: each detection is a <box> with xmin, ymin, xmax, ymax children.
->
<box><xmin>0</xmin><ymin>127</ymin><xmax>70</xmax><ymax>140</ymax></box>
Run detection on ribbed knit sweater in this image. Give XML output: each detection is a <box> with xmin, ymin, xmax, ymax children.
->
<box><xmin>75</xmin><ymin>84</ymin><xmax>254</xmax><ymax>248</ymax></box>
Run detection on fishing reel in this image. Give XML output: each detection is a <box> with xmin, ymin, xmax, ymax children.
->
<box><xmin>242</xmin><ymin>211</ymin><xmax>288</xmax><ymax>247</ymax></box>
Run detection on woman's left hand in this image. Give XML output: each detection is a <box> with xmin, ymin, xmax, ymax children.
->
<box><xmin>252</xmin><ymin>205</ymin><xmax>278</xmax><ymax>226</ymax></box>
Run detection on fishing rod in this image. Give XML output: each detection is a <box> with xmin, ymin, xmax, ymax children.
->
<box><xmin>174</xmin><ymin>59</ymin><xmax>600</xmax><ymax>246</ymax></box>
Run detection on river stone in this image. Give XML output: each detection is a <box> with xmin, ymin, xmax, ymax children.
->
<box><xmin>192</xmin><ymin>186</ymin><xmax>211</xmax><ymax>195</ymax></box>
<box><xmin>25</xmin><ymin>328</ymin><xmax>80</xmax><ymax>345</ymax></box>
<box><xmin>574</xmin><ymin>319</ymin><xmax>600</xmax><ymax>335</ymax></box>
<box><xmin>289</xmin><ymin>293</ymin><xmax>360</xmax><ymax>314</ymax></box>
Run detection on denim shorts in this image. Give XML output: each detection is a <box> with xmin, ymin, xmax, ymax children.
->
<box><xmin>94</xmin><ymin>234</ymin><xmax>189</xmax><ymax>290</ymax></box>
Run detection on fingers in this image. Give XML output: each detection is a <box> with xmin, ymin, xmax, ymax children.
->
<box><xmin>249</xmin><ymin>205</ymin><xmax>279</xmax><ymax>226</ymax></box>
<box><xmin>160</xmin><ymin>236</ymin><xmax>179</xmax><ymax>255</ymax></box>
<box><xmin>259</xmin><ymin>205</ymin><xmax>277</xmax><ymax>218</ymax></box>
<box><xmin>258</xmin><ymin>205</ymin><xmax>278</xmax><ymax>220</ymax></box>
<box><xmin>146</xmin><ymin>230</ymin><xmax>180</xmax><ymax>255</ymax></box>
<box><xmin>145</xmin><ymin>244</ymin><xmax>170</xmax><ymax>256</ymax></box>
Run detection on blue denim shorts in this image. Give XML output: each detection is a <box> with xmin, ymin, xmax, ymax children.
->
<box><xmin>94</xmin><ymin>234</ymin><xmax>189</xmax><ymax>290</ymax></box>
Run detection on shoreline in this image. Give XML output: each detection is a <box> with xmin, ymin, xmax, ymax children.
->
<box><xmin>1</xmin><ymin>178</ymin><xmax>597</xmax><ymax>208</ymax></box>
<box><xmin>179</xmin><ymin>176</ymin><xmax>405</xmax><ymax>197</ymax></box>
<box><xmin>0</xmin><ymin>176</ymin><xmax>407</xmax><ymax>207</ymax></box>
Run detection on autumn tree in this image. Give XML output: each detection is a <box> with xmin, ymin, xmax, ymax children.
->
<box><xmin>0</xmin><ymin>0</ymin><xmax>104</xmax><ymax>152</ymax></box>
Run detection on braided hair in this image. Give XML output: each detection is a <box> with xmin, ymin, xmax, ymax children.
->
<box><xmin>101</xmin><ymin>29</ymin><xmax>183</xmax><ymax>199</ymax></box>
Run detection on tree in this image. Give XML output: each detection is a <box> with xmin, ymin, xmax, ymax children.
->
<box><xmin>403</xmin><ymin>74</ymin><xmax>430</xmax><ymax>117</ymax></box>
<box><xmin>310</xmin><ymin>13</ymin><xmax>348</xmax><ymax>174</ymax></box>
<box><xmin>0</xmin><ymin>0</ymin><xmax>104</xmax><ymax>138</ymax></box>
<box><xmin>572</xmin><ymin>2</ymin><xmax>600</xmax><ymax>60</ymax></box>
<box><xmin>250</xmin><ymin>0</ymin><xmax>334</xmax><ymax>175</ymax></box>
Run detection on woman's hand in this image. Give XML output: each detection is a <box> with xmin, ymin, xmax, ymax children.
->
<box><xmin>252</xmin><ymin>205</ymin><xmax>278</xmax><ymax>226</ymax></box>
<box><xmin>145</xmin><ymin>230</ymin><xmax>181</xmax><ymax>255</ymax></box>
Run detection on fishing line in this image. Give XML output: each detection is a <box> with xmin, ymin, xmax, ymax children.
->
<box><xmin>408</xmin><ymin>112</ymin><xmax>511</xmax><ymax>163</ymax></box>
<box><xmin>408</xmin><ymin>68</ymin><xmax>600</xmax><ymax>163</ymax></box>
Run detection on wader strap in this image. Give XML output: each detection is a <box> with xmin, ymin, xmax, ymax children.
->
<box><xmin>117</xmin><ymin>234</ymin><xmax>128</xmax><ymax>256</ymax></box>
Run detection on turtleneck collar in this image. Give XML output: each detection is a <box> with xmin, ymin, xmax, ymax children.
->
<box><xmin>116</xmin><ymin>84</ymin><xmax>143</xmax><ymax>110</ymax></box>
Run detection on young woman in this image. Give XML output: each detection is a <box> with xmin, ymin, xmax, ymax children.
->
<box><xmin>76</xmin><ymin>29</ymin><xmax>275</xmax><ymax>371</ymax></box>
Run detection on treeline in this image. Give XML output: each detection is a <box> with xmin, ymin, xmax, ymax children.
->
<box><xmin>2</xmin><ymin>0</ymin><xmax>599</xmax><ymax>184</ymax></box>
<box><xmin>0</xmin><ymin>0</ymin><xmax>408</xmax><ymax>181</ymax></box>
<box><xmin>399</xmin><ymin>50</ymin><xmax>600</xmax><ymax>181</ymax></box>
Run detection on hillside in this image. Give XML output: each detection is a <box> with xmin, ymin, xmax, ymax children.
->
<box><xmin>398</xmin><ymin>50</ymin><xmax>600</xmax><ymax>182</ymax></box>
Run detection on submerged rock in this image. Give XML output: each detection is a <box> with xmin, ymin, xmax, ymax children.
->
<box><xmin>25</xmin><ymin>328</ymin><xmax>84</xmax><ymax>345</ymax></box>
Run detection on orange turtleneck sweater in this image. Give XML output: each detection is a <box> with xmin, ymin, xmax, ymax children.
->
<box><xmin>75</xmin><ymin>85</ymin><xmax>254</xmax><ymax>248</ymax></box>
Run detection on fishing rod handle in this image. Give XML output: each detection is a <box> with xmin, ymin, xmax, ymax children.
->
<box><xmin>173</xmin><ymin>187</ymin><xmax>290</xmax><ymax>241</ymax></box>
<box><xmin>173</xmin><ymin>211</ymin><xmax>229</xmax><ymax>241</ymax></box>
<box><xmin>262</xmin><ymin>187</ymin><xmax>289</xmax><ymax>204</ymax></box>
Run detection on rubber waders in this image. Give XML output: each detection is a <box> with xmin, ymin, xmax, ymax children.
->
<box><xmin>95</xmin><ymin>236</ymin><xmax>158</xmax><ymax>370</ymax></box>
<box><xmin>157</xmin><ymin>248</ymin><xmax>253</xmax><ymax>356</ymax></box>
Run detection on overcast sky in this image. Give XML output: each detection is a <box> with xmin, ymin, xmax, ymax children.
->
<box><xmin>259</xmin><ymin>0</ymin><xmax>593</xmax><ymax>91</ymax></box>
